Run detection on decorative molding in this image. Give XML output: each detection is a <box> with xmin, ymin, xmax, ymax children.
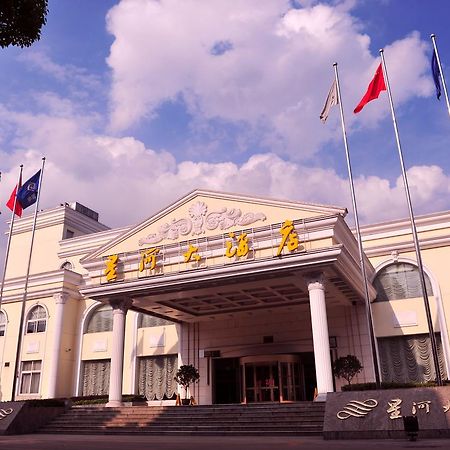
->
<box><xmin>306</xmin><ymin>274</ymin><xmax>326</xmax><ymax>291</ymax></box>
<box><xmin>110</xmin><ymin>298</ymin><xmax>133</xmax><ymax>313</ymax></box>
<box><xmin>393</xmin><ymin>311</ymin><xmax>418</xmax><ymax>328</ymax></box>
<box><xmin>149</xmin><ymin>330</ymin><xmax>165</xmax><ymax>348</ymax></box>
<box><xmin>53</xmin><ymin>292</ymin><xmax>69</xmax><ymax>305</ymax></box>
<box><xmin>391</xmin><ymin>250</ymin><xmax>400</xmax><ymax>262</ymax></box>
<box><xmin>93</xmin><ymin>340</ymin><xmax>108</xmax><ymax>352</ymax></box>
<box><xmin>26</xmin><ymin>341</ymin><xmax>40</xmax><ymax>354</ymax></box>
<box><xmin>138</xmin><ymin>201</ymin><xmax>266</xmax><ymax>245</ymax></box>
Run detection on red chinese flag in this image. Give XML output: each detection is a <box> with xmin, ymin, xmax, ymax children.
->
<box><xmin>354</xmin><ymin>63</ymin><xmax>386</xmax><ymax>113</ymax></box>
<box><xmin>6</xmin><ymin>175</ymin><xmax>23</xmax><ymax>217</ymax></box>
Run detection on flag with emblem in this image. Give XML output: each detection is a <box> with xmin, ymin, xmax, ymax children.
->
<box><xmin>17</xmin><ymin>170</ymin><xmax>41</xmax><ymax>210</ymax></box>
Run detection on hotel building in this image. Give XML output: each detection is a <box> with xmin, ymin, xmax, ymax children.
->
<box><xmin>0</xmin><ymin>190</ymin><xmax>448</xmax><ymax>405</ymax></box>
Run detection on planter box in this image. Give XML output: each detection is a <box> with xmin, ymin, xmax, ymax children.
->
<box><xmin>324</xmin><ymin>386</ymin><xmax>450</xmax><ymax>439</ymax></box>
<box><xmin>0</xmin><ymin>401</ymin><xmax>66</xmax><ymax>435</ymax></box>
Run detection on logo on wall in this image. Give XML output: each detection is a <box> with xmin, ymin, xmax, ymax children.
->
<box><xmin>0</xmin><ymin>408</ymin><xmax>14</xmax><ymax>420</ymax></box>
<box><xmin>336</xmin><ymin>399</ymin><xmax>378</xmax><ymax>420</ymax></box>
<box><xmin>139</xmin><ymin>201</ymin><xmax>267</xmax><ymax>245</ymax></box>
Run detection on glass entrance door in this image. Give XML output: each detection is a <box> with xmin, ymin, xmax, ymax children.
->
<box><xmin>241</xmin><ymin>355</ymin><xmax>304</xmax><ymax>403</ymax></box>
<box><xmin>245</xmin><ymin>362</ymin><xmax>279</xmax><ymax>402</ymax></box>
<box><xmin>280</xmin><ymin>361</ymin><xmax>303</xmax><ymax>401</ymax></box>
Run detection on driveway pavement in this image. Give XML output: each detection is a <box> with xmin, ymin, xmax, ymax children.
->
<box><xmin>0</xmin><ymin>435</ymin><xmax>448</xmax><ymax>450</ymax></box>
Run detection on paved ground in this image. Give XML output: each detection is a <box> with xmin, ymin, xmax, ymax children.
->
<box><xmin>0</xmin><ymin>435</ymin><xmax>449</xmax><ymax>450</ymax></box>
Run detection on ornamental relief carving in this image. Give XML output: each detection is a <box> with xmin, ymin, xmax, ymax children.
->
<box><xmin>138</xmin><ymin>201</ymin><xmax>267</xmax><ymax>245</ymax></box>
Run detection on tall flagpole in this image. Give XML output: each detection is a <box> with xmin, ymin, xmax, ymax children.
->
<box><xmin>431</xmin><ymin>34</ymin><xmax>450</xmax><ymax>117</ymax></box>
<box><xmin>11</xmin><ymin>157</ymin><xmax>46</xmax><ymax>400</ymax></box>
<box><xmin>380</xmin><ymin>49</ymin><xmax>443</xmax><ymax>386</ymax></box>
<box><xmin>333</xmin><ymin>63</ymin><xmax>381</xmax><ymax>387</ymax></box>
<box><xmin>0</xmin><ymin>166</ymin><xmax>23</xmax><ymax>309</ymax></box>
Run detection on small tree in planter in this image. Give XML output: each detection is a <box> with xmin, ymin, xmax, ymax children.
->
<box><xmin>333</xmin><ymin>354</ymin><xmax>363</xmax><ymax>385</ymax></box>
<box><xmin>174</xmin><ymin>364</ymin><xmax>200</xmax><ymax>405</ymax></box>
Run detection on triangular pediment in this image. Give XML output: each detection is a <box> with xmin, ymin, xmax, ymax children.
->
<box><xmin>82</xmin><ymin>190</ymin><xmax>347</xmax><ymax>261</ymax></box>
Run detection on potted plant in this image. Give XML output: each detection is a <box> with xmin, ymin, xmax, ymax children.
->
<box><xmin>174</xmin><ymin>364</ymin><xmax>200</xmax><ymax>405</ymax></box>
<box><xmin>333</xmin><ymin>354</ymin><xmax>363</xmax><ymax>386</ymax></box>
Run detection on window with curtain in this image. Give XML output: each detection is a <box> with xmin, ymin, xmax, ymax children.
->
<box><xmin>373</xmin><ymin>262</ymin><xmax>433</xmax><ymax>301</ymax></box>
<box><xmin>378</xmin><ymin>333</ymin><xmax>447</xmax><ymax>383</ymax></box>
<box><xmin>26</xmin><ymin>305</ymin><xmax>47</xmax><ymax>334</ymax></box>
<box><xmin>0</xmin><ymin>311</ymin><xmax>5</xmax><ymax>337</ymax></box>
<box><xmin>138</xmin><ymin>354</ymin><xmax>178</xmax><ymax>400</ymax></box>
<box><xmin>138</xmin><ymin>314</ymin><xmax>174</xmax><ymax>328</ymax></box>
<box><xmin>81</xmin><ymin>360</ymin><xmax>111</xmax><ymax>396</ymax></box>
<box><xmin>85</xmin><ymin>304</ymin><xmax>113</xmax><ymax>333</ymax></box>
<box><xmin>20</xmin><ymin>360</ymin><xmax>42</xmax><ymax>394</ymax></box>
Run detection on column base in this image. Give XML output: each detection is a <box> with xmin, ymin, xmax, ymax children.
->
<box><xmin>314</xmin><ymin>392</ymin><xmax>328</xmax><ymax>402</ymax></box>
<box><xmin>105</xmin><ymin>400</ymin><xmax>124</xmax><ymax>408</ymax></box>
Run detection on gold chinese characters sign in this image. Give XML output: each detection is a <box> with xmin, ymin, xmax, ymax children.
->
<box><xmin>103</xmin><ymin>219</ymin><xmax>304</xmax><ymax>283</ymax></box>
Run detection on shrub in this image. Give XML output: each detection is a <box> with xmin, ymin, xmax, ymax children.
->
<box><xmin>333</xmin><ymin>354</ymin><xmax>363</xmax><ymax>385</ymax></box>
<box><xmin>174</xmin><ymin>364</ymin><xmax>200</xmax><ymax>399</ymax></box>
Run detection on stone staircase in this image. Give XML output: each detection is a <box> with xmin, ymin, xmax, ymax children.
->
<box><xmin>39</xmin><ymin>402</ymin><xmax>325</xmax><ymax>436</ymax></box>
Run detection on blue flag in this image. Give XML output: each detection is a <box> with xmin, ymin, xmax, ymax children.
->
<box><xmin>17</xmin><ymin>170</ymin><xmax>41</xmax><ymax>210</ymax></box>
<box><xmin>432</xmin><ymin>51</ymin><xmax>442</xmax><ymax>100</ymax></box>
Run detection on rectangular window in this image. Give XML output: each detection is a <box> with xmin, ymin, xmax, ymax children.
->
<box><xmin>20</xmin><ymin>360</ymin><xmax>42</xmax><ymax>394</ymax></box>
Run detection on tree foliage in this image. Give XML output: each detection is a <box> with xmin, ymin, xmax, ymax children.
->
<box><xmin>333</xmin><ymin>354</ymin><xmax>363</xmax><ymax>385</ymax></box>
<box><xmin>0</xmin><ymin>0</ymin><xmax>48</xmax><ymax>48</ymax></box>
<box><xmin>174</xmin><ymin>364</ymin><xmax>200</xmax><ymax>399</ymax></box>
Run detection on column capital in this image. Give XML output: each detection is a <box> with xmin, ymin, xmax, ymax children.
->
<box><xmin>306</xmin><ymin>273</ymin><xmax>326</xmax><ymax>291</ymax></box>
<box><xmin>109</xmin><ymin>298</ymin><xmax>133</xmax><ymax>313</ymax></box>
<box><xmin>53</xmin><ymin>292</ymin><xmax>69</xmax><ymax>305</ymax></box>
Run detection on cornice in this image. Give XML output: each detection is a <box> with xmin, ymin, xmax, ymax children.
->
<box><xmin>80</xmin><ymin>190</ymin><xmax>347</xmax><ymax>262</ymax></box>
<box><xmin>8</xmin><ymin>204</ymin><xmax>109</xmax><ymax>236</ymax></box>
<box><xmin>80</xmin><ymin>245</ymin><xmax>344</xmax><ymax>300</ymax></box>
<box><xmin>58</xmin><ymin>226</ymin><xmax>129</xmax><ymax>259</ymax></box>
<box><xmin>360</xmin><ymin>209</ymin><xmax>450</xmax><ymax>240</ymax></box>
<box><xmin>174</xmin><ymin>189</ymin><xmax>348</xmax><ymax>216</ymax></box>
<box><xmin>1</xmin><ymin>269</ymin><xmax>84</xmax><ymax>303</ymax></box>
<box><xmin>364</xmin><ymin>235</ymin><xmax>450</xmax><ymax>258</ymax></box>
<box><xmin>80</xmin><ymin>214</ymin><xmax>341</xmax><ymax>273</ymax></box>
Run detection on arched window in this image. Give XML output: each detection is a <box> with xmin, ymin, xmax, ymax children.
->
<box><xmin>138</xmin><ymin>313</ymin><xmax>173</xmax><ymax>328</ymax></box>
<box><xmin>26</xmin><ymin>306</ymin><xmax>47</xmax><ymax>334</ymax></box>
<box><xmin>85</xmin><ymin>304</ymin><xmax>113</xmax><ymax>333</ymax></box>
<box><xmin>373</xmin><ymin>262</ymin><xmax>433</xmax><ymax>301</ymax></box>
<box><xmin>0</xmin><ymin>311</ymin><xmax>6</xmax><ymax>337</ymax></box>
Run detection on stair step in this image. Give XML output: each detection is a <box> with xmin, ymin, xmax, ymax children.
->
<box><xmin>38</xmin><ymin>402</ymin><xmax>325</xmax><ymax>437</ymax></box>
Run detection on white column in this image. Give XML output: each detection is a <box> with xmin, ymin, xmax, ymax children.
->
<box><xmin>47</xmin><ymin>292</ymin><xmax>68</xmax><ymax>398</ymax></box>
<box><xmin>106</xmin><ymin>298</ymin><xmax>132</xmax><ymax>408</ymax></box>
<box><xmin>308</xmin><ymin>275</ymin><xmax>334</xmax><ymax>401</ymax></box>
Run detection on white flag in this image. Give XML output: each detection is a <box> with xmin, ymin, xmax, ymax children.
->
<box><xmin>320</xmin><ymin>79</ymin><xmax>339</xmax><ymax>123</ymax></box>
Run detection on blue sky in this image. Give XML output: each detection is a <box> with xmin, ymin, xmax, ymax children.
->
<box><xmin>0</xmin><ymin>0</ymin><xmax>450</xmax><ymax>229</ymax></box>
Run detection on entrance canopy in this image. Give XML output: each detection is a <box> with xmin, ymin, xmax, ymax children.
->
<box><xmin>80</xmin><ymin>190</ymin><xmax>376</xmax><ymax>322</ymax></box>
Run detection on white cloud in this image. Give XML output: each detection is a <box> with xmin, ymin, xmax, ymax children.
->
<box><xmin>106</xmin><ymin>0</ymin><xmax>433</xmax><ymax>159</ymax></box>
<box><xmin>18</xmin><ymin>49</ymin><xmax>102</xmax><ymax>92</ymax></box>
<box><xmin>0</xmin><ymin>101</ymin><xmax>447</xmax><ymax>230</ymax></box>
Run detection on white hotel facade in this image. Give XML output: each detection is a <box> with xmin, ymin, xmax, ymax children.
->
<box><xmin>0</xmin><ymin>190</ymin><xmax>448</xmax><ymax>405</ymax></box>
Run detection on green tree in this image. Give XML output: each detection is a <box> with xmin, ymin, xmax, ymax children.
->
<box><xmin>0</xmin><ymin>0</ymin><xmax>48</xmax><ymax>48</ymax></box>
<box><xmin>333</xmin><ymin>354</ymin><xmax>363</xmax><ymax>385</ymax></box>
<box><xmin>174</xmin><ymin>364</ymin><xmax>200</xmax><ymax>400</ymax></box>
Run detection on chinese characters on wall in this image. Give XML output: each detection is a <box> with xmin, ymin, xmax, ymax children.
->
<box><xmin>337</xmin><ymin>396</ymin><xmax>450</xmax><ymax>421</ymax></box>
<box><xmin>104</xmin><ymin>219</ymin><xmax>303</xmax><ymax>282</ymax></box>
